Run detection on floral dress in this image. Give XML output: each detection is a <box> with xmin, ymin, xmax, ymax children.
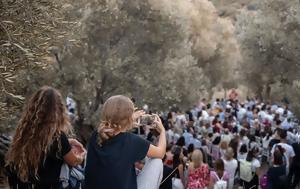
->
<box><xmin>187</xmin><ymin>164</ymin><xmax>210</xmax><ymax>189</ymax></box>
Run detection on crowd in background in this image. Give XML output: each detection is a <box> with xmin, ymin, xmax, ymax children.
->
<box><xmin>135</xmin><ymin>92</ymin><xmax>300</xmax><ymax>189</ymax></box>
<box><xmin>5</xmin><ymin>86</ymin><xmax>300</xmax><ymax>189</ymax></box>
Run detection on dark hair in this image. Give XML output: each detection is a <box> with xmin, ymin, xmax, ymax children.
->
<box><xmin>240</xmin><ymin>144</ymin><xmax>248</xmax><ymax>153</ymax></box>
<box><xmin>182</xmin><ymin>148</ymin><xmax>188</xmax><ymax>157</ymax></box>
<box><xmin>167</xmin><ymin>112</ymin><xmax>173</xmax><ymax>120</ymax></box>
<box><xmin>229</xmin><ymin>137</ymin><xmax>239</xmax><ymax>159</ymax></box>
<box><xmin>197</xmin><ymin>111</ymin><xmax>202</xmax><ymax>119</ymax></box>
<box><xmin>188</xmin><ymin>144</ymin><xmax>194</xmax><ymax>154</ymax></box>
<box><xmin>215</xmin><ymin>159</ymin><xmax>225</xmax><ymax>178</ymax></box>
<box><xmin>166</xmin><ymin>144</ymin><xmax>172</xmax><ymax>152</ymax></box>
<box><xmin>212</xmin><ymin>136</ymin><xmax>221</xmax><ymax>145</ymax></box>
<box><xmin>275</xmin><ymin>120</ymin><xmax>282</xmax><ymax>125</ymax></box>
<box><xmin>261</xmin><ymin>131</ymin><xmax>266</xmax><ymax>138</ymax></box>
<box><xmin>278</xmin><ymin>129</ymin><xmax>287</xmax><ymax>140</ymax></box>
<box><xmin>173</xmin><ymin>146</ymin><xmax>182</xmax><ymax>168</ymax></box>
<box><xmin>240</xmin><ymin>129</ymin><xmax>247</xmax><ymax>137</ymax></box>
<box><xmin>202</xmin><ymin>139</ymin><xmax>207</xmax><ymax>146</ymax></box>
<box><xmin>208</xmin><ymin>133</ymin><xmax>213</xmax><ymax>138</ymax></box>
<box><xmin>248</xmin><ymin>135</ymin><xmax>256</xmax><ymax>149</ymax></box>
<box><xmin>199</xmin><ymin>148</ymin><xmax>208</xmax><ymax>163</ymax></box>
<box><xmin>207</xmin><ymin>104</ymin><xmax>211</xmax><ymax>109</ymax></box>
<box><xmin>246</xmin><ymin>146</ymin><xmax>259</xmax><ymax>162</ymax></box>
<box><xmin>6</xmin><ymin>86</ymin><xmax>70</xmax><ymax>181</ymax></box>
<box><xmin>176</xmin><ymin>136</ymin><xmax>185</xmax><ymax>147</ymax></box>
<box><xmin>273</xmin><ymin>145</ymin><xmax>285</xmax><ymax>165</ymax></box>
<box><xmin>264</xmin><ymin>128</ymin><xmax>273</xmax><ymax>140</ymax></box>
<box><xmin>162</xmin><ymin>154</ymin><xmax>167</xmax><ymax>162</ymax></box>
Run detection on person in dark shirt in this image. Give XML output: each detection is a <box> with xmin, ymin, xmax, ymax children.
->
<box><xmin>267</xmin><ymin>145</ymin><xmax>286</xmax><ymax>189</ymax></box>
<box><xmin>85</xmin><ymin>95</ymin><xmax>166</xmax><ymax>189</ymax></box>
<box><xmin>6</xmin><ymin>86</ymin><xmax>86</xmax><ymax>189</ymax></box>
<box><xmin>160</xmin><ymin>155</ymin><xmax>173</xmax><ymax>189</ymax></box>
<box><xmin>289</xmin><ymin>142</ymin><xmax>300</xmax><ymax>188</ymax></box>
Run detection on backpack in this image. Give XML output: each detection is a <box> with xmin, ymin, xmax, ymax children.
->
<box><xmin>239</xmin><ymin>160</ymin><xmax>254</xmax><ymax>182</ymax></box>
<box><xmin>213</xmin><ymin>172</ymin><xmax>227</xmax><ymax>189</ymax></box>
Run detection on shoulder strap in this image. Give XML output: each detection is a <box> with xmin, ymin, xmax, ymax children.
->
<box><xmin>160</xmin><ymin>166</ymin><xmax>178</xmax><ymax>185</ymax></box>
<box><xmin>213</xmin><ymin>171</ymin><xmax>221</xmax><ymax>181</ymax></box>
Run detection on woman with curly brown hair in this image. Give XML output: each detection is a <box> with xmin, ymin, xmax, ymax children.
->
<box><xmin>6</xmin><ymin>86</ymin><xmax>86</xmax><ymax>189</ymax></box>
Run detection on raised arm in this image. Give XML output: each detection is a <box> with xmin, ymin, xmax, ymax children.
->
<box><xmin>147</xmin><ymin>115</ymin><xmax>166</xmax><ymax>159</ymax></box>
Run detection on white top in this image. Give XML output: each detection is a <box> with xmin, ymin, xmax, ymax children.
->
<box><xmin>199</xmin><ymin>110</ymin><xmax>209</xmax><ymax>122</ymax></box>
<box><xmin>223</xmin><ymin>159</ymin><xmax>238</xmax><ymax>178</ymax></box>
<box><xmin>221</xmin><ymin>134</ymin><xmax>232</xmax><ymax>144</ymax></box>
<box><xmin>237</xmin><ymin>108</ymin><xmax>247</xmax><ymax>121</ymax></box>
<box><xmin>241</xmin><ymin>136</ymin><xmax>249</xmax><ymax>146</ymax></box>
<box><xmin>276</xmin><ymin>107</ymin><xmax>284</xmax><ymax>115</ymax></box>
<box><xmin>271</xmin><ymin>142</ymin><xmax>295</xmax><ymax>172</ymax></box>
<box><xmin>251</xmin><ymin>158</ymin><xmax>261</xmax><ymax>172</ymax></box>
<box><xmin>262</xmin><ymin>136</ymin><xmax>271</xmax><ymax>149</ymax></box>
<box><xmin>237</xmin><ymin>153</ymin><xmax>247</xmax><ymax>161</ymax></box>
<box><xmin>166</xmin><ymin>129</ymin><xmax>174</xmax><ymax>144</ymax></box>
<box><xmin>175</xmin><ymin>114</ymin><xmax>186</xmax><ymax>128</ymax></box>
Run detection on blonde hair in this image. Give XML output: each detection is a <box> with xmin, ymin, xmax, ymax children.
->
<box><xmin>98</xmin><ymin>95</ymin><xmax>134</xmax><ymax>142</ymax></box>
<box><xmin>225</xmin><ymin>147</ymin><xmax>234</xmax><ymax>160</ymax></box>
<box><xmin>191</xmin><ymin>149</ymin><xmax>203</xmax><ymax>169</ymax></box>
<box><xmin>220</xmin><ymin>140</ymin><xmax>228</xmax><ymax>150</ymax></box>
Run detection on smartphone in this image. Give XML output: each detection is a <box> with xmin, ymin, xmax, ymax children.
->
<box><xmin>139</xmin><ymin>114</ymin><xmax>156</xmax><ymax>127</ymax></box>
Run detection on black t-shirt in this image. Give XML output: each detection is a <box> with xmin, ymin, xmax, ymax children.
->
<box><xmin>159</xmin><ymin>165</ymin><xmax>173</xmax><ymax>189</ymax></box>
<box><xmin>8</xmin><ymin>132</ymin><xmax>71</xmax><ymax>189</ymax></box>
<box><xmin>36</xmin><ymin>132</ymin><xmax>71</xmax><ymax>188</ymax></box>
<box><xmin>85</xmin><ymin>131</ymin><xmax>150</xmax><ymax>189</ymax></box>
<box><xmin>269</xmin><ymin>139</ymin><xmax>280</xmax><ymax>149</ymax></box>
<box><xmin>267</xmin><ymin>166</ymin><xmax>286</xmax><ymax>189</ymax></box>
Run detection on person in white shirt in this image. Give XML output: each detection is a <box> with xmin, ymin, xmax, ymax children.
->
<box><xmin>238</xmin><ymin>144</ymin><xmax>248</xmax><ymax>161</ymax></box>
<box><xmin>241</xmin><ymin>146</ymin><xmax>261</xmax><ymax>189</ymax></box>
<box><xmin>221</xmin><ymin>129</ymin><xmax>232</xmax><ymax>145</ymax></box>
<box><xmin>175</xmin><ymin>111</ymin><xmax>187</xmax><ymax>129</ymax></box>
<box><xmin>271</xmin><ymin>129</ymin><xmax>295</xmax><ymax>174</ymax></box>
<box><xmin>166</xmin><ymin>128</ymin><xmax>175</xmax><ymax>144</ymax></box>
<box><xmin>189</xmin><ymin>134</ymin><xmax>202</xmax><ymax>149</ymax></box>
<box><xmin>281</xmin><ymin>118</ymin><xmax>293</xmax><ymax>130</ymax></box>
<box><xmin>182</xmin><ymin>128</ymin><xmax>193</xmax><ymax>147</ymax></box>
<box><xmin>223</xmin><ymin>147</ymin><xmax>238</xmax><ymax>189</ymax></box>
<box><xmin>199</xmin><ymin>108</ymin><xmax>210</xmax><ymax>126</ymax></box>
<box><xmin>237</xmin><ymin>104</ymin><xmax>247</xmax><ymax>122</ymax></box>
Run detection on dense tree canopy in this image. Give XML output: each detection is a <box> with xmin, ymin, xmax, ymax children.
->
<box><xmin>236</xmin><ymin>0</ymin><xmax>300</xmax><ymax>115</ymax></box>
<box><xmin>1</xmin><ymin>0</ymin><xmax>300</xmax><ymax>131</ymax></box>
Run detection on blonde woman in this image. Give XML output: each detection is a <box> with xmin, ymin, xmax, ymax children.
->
<box><xmin>85</xmin><ymin>95</ymin><xmax>166</xmax><ymax>189</ymax></box>
<box><xmin>223</xmin><ymin>147</ymin><xmax>238</xmax><ymax>189</ymax></box>
<box><xmin>6</xmin><ymin>86</ymin><xmax>86</xmax><ymax>189</ymax></box>
<box><xmin>187</xmin><ymin>149</ymin><xmax>210</xmax><ymax>189</ymax></box>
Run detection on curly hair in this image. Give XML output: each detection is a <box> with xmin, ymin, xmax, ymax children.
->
<box><xmin>6</xmin><ymin>86</ymin><xmax>71</xmax><ymax>181</ymax></box>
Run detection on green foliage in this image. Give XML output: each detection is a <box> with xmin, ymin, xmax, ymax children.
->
<box><xmin>236</xmin><ymin>0</ymin><xmax>300</xmax><ymax>115</ymax></box>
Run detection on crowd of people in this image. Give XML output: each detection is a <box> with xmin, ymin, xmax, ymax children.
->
<box><xmin>149</xmin><ymin>94</ymin><xmax>300</xmax><ymax>189</ymax></box>
<box><xmin>3</xmin><ymin>86</ymin><xmax>300</xmax><ymax>189</ymax></box>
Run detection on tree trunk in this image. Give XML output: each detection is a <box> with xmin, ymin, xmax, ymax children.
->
<box><xmin>265</xmin><ymin>84</ymin><xmax>271</xmax><ymax>100</ymax></box>
<box><xmin>256</xmin><ymin>86</ymin><xmax>263</xmax><ymax>102</ymax></box>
